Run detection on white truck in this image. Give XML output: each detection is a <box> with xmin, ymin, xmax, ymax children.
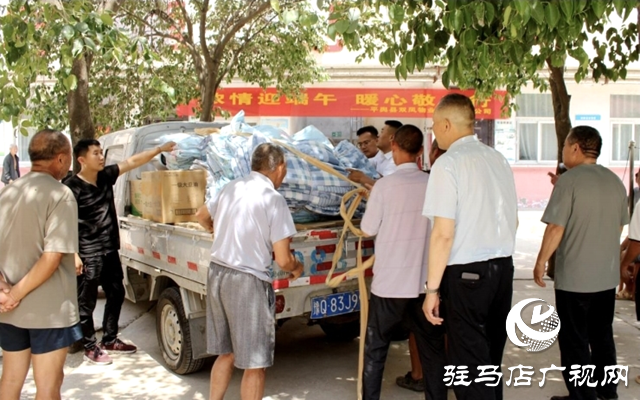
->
<box><xmin>99</xmin><ymin>122</ymin><xmax>373</xmax><ymax>374</ymax></box>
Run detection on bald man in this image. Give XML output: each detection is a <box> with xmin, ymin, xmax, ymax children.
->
<box><xmin>0</xmin><ymin>130</ymin><xmax>80</xmax><ymax>400</ymax></box>
<box><xmin>422</xmin><ymin>94</ymin><xmax>518</xmax><ymax>400</ymax></box>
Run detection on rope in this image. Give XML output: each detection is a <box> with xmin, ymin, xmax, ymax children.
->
<box><xmin>325</xmin><ymin>189</ymin><xmax>375</xmax><ymax>400</ymax></box>
<box><xmin>268</xmin><ymin>137</ymin><xmax>372</xmax><ymax>398</ymax></box>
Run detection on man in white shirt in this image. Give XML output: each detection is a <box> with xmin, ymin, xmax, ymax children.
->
<box><xmin>361</xmin><ymin>125</ymin><xmax>446</xmax><ymax>400</ymax></box>
<box><xmin>196</xmin><ymin>143</ymin><xmax>303</xmax><ymax>400</ymax></box>
<box><xmin>355</xmin><ymin>126</ymin><xmax>385</xmax><ymax>170</ymax></box>
<box><xmin>349</xmin><ymin>120</ymin><xmax>402</xmax><ymax>187</ymax></box>
<box><xmin>422</xmin><ymin>94</ymin><xmax>518</xmax><ymax>400</ymax></box>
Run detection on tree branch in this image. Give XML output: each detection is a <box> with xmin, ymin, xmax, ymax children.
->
<box><xmin>219</xmin><ymin>13</ymin><xmax>278</xmax><ymax>83</ymax></box>
<box><xmin>212</xmin><ymin>0</ymin><xmax>272</xmax><ymax>63</ymax></box>
<box><xmin>200</xmin><ymin>0</ymin><xmax>213</xmax><ymax>69</ymax></box>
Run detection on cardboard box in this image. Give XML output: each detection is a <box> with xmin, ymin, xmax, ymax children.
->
<box><xmin>140</xmin><ymin>170</ymin><xmax>207</xmax><ymax>224</ymax></box>
<box><xmin>129</xmin><ymin>180</ymin><xmax>144</xmax><ymax>217</ymax></box>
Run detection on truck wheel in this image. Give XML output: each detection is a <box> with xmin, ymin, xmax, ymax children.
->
<box><xmin>156</xmin><ymin>287</ymin><xmax>205</xmax><ymax>375</ymax></box>
<box><xmin>319</xmin><ymin>317</ymin><xmax>360</xmax><ymax>342</ymax></box>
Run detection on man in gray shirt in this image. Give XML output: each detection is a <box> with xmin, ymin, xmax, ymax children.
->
<box><xmin>0</xmin><ymin>130</ymin><xmax>80</xmax><ymax>400</ymax></box>
<box><xmin>534</xmin><ymin>126</ymin><xmax>628</xmax><ymax>400</ymax></box>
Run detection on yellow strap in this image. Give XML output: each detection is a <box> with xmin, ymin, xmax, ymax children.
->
<box><xmin>267</xmin><ymin>137</ymin><xmax>372</xmax><ymax>399</ymax></box>
<box><xmin>325</xmin><ymin>189</ymin><xmax>374</xmax><ymax>400</ymax></box>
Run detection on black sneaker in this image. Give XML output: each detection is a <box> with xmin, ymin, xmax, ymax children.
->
<box><xmin>395</xmin><ymin>371</ymin><xmax>425</xmax><ymax>392</ymax></box>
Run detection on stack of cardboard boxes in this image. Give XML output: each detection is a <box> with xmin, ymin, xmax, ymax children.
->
<box><xmin>129</xmin><ymin>170</ymin><xmax>207</xmax><ymax>224</ymax></box>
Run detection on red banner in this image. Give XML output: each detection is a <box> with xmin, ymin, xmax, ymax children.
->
<box><xmin>176</xmin><ymin>88</ymin><xmax>507</xmax><ymax>119</ymax></box>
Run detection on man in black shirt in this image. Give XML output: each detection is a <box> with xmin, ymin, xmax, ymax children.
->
<box><xmin>64</xmin><ymin>139</ymin><xmax>175</xmax><ymax>364</ymax></box>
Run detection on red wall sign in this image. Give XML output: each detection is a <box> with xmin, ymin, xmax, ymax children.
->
<box><xmin>176</xmin><ymin>88</ymin><xmax>507</xmax><ymax>119</ymax></box>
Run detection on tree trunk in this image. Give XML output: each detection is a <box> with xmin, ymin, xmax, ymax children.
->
<box><xmin>545</xmin><ymin>58</ymin><xmax>572</xmax><ymax>279</ymax></box>
<box><xmin>200</xmin><ymin>78</ymin><xmax>215</xmax><ymax>122</ymax></box>
<box><xmin>68</xmin><ymin>54</ymin><xmax>95</xmax><ymax>172</ymax></box>
<box><xmin>547</xmin><ymin>59</ymin><xmax>572</xmax><ymax>170</ymax></box>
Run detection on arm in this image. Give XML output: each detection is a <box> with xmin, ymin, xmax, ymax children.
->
<box><xmin>347</xmin><ymin>169</ymin><xmax>376</xmax><ymax>188</ymax></box>
<box><xmin>1</xmin><ymin>156</ymin><xmax>10</xmax><ymax>183</ymax></box>
<box><xmin>621</xmin><ymin>238</ymin><xmax>640</xmax><ymax>272</ymax></box>
<box><xmin>117</xmin><ymin>141</ymin><xmax>176</xmax><ymax>176</ymax></box>
<box><xmin>273</xmin><ymin>238</ymin><xmax>303</xmax><ymax>280</ymax></box>
<box><xmin>1</xmin><ymin>253</ymin><xmax>64</xmax><ymax>310</ymax></box>
<box><xmin>422</xmin><ymin>216</ymin><xmax>455</xmax><ymax>325</ymax></box>
<box><xmin>533</xmin><ymin>223</ymin><xmax>565</xmax><ymax>287</ymax></box>
<box><xmin>195</xmin><ymin>205</ymin><xmax>213</xmax><ymax>233</ymax></box>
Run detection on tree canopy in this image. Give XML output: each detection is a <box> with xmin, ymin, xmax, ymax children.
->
<box><xmin>0</xmin><ymin>0</ymin><xmax>326</xmax><ymax>146</ymax></box>
<box><xmin>324</xmin><ymin>0</ymin><xmax>640</xmax><ymax>161</ymax></box>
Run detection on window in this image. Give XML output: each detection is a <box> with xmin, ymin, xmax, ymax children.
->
<box><xmin>515</xmin><ymin>94</ymin><xmax>556</xmax><ymax>162</ymax></box>
<box><xmin>611</xmin><ymin>123</ymin><xmax>640</xmax><ymax>161</ymax></box>
<box><xmin>517</xmin><ymin>122</ymin><xmax>557</xmax><ymax>162</ymax></box>
<box><xmin>610</xmin><ymin>95</ymin><xmax>640</xmax><ymax>162</ymax></box>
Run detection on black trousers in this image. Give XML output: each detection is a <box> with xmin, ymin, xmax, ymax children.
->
<box><xmin>363</xmin><ymin>293</ymin><xmax>447</xmax><ymax>400</ymax></box>
<box><xmin>636</xmin><ymin>277</ymin><xmax>640</xmax><ymax>321</ymax></box>
<box><xmin>555</xmin><ymin>289</ymin><xmax>617</xmax><ymax>400</ymax></box>
<box><xmin>77</xmin><ymin>251</ymin><xmax>125</xmax><ymax>349</ymax></box>
<box><xmin>440</xmin><ymin>256</ymin><xmax>514</xmax><ymax>400</ymax></box>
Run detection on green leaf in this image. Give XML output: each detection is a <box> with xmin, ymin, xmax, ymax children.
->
<box><xmin>475</xmin><ymin>2</ymin><xmax>485</xmax><ymax>27</ymax></box>
<box><xmin>463</xmin><ymin>29</ymin><xmax>477</xmax><ymax>48</ymax></box>
<box><xmin>545</xmin><ymin>3</ymin><xmax>560</xmax><ymax>29</ymax></box>
<box><xmin>61</xmin><ymin>25</ymin><xmax>74</xmax><ymax>40</ymax></box>
<box><xmin>75</xmin><ymin>22</ymin><xmax>89</xmax><ymax>33</ymax></box>
<box><xmin>453</xmin><ymin>9</ymin><xmax>464</xmax><ymax>32</ymax></box>
<box><xmin>405</xmin><ymin>50</ymin><xmax>416</xmax><ymax>72</ymax></box>
<box><xmin>613</xmin><ymin>0</ymin><xmax>625</xmax><ymax>18</ymax></box>
<box><xmin>334</xmin><ymin>19</ymin><xmax>350</xmax><ymax>34</ymax></box>
<box><xmin>591</xmin><ymin>1</ymin><xmax>606</xmax><ymax>19</ymax></box>
<box><xmin>270</xmin><ymin>0</ymin><xmax>280</xmax><ymax>13</ymax></box>
<box><xmin>327</xmin><ymin>23</ymin><xmax>337</xmax><ymax>40</ymax></box>
<box><xmin>559</xmin><ymin>0</ymin><xmax>573</xmax><ymax>19</ymax></box>
<box><xmin>71</xmin><ymin>38</ymin><xmax>83</xmax><ymax>57</ymax></box>
<box><xmin>20</xmin><ymin>127</ymin><xmax>29</xmax><ymax>136</ymax></box>
<box><xmin>441</xmin><ymin>69</ymin><xmax>450</xmax><ymax>88</ymax></box>
<box><xmin>503</xmin><ymin>5</ymin><xmax>512</xmax><ymax>26</ymax></box>
<box><xmin>485</xmin><ymin>2</ymin><xmax>495</xmax><ymax>23</ymax></box>
<box><xmin>100</xmin><ymin>12</ymin><xmax>113</xmax><ymax>27</ymax></box>
<box><xmin>389</xmin><ymin>5</ymin><xmax>405</xmax><ymax>24</ymax></box>
<box><xmin>282</xmin><ymin>10</ymin><xmax>298</xmax><ymax>24</ymax></box>
<box><xmin>346</xmin><ymin>20</ymin><xmax>359</xmax><ymax>34</ymax></box>
<box><xmin>84</xmin><ymin>37</ymin><xmax>97</xmax><ymax>52</ymax></box>
<box><xmin>396</xmin><ymin>63</ymin><xmax>408</xmax><ymax>80</ymax></box>
<box><xmin>63</xmin><ymin>74</ymin><xmax>77</xmax><ymax>91</ymax></box>
<box><xmin>530</xmin><ymin>1</ymin><xmax>545</xmax><ymax>24</ymax></box>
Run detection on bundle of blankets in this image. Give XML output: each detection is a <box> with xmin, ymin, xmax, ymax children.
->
<box><xmin>161</xmin><ymin>111</ymin><xmax>379</xmax><ymax>223</ymax></box>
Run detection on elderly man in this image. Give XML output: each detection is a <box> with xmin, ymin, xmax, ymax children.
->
<box><xmin>534</xmin><ymin>126</ymin><xmax>628</xmax><ymax>400</ymax></box>
<box><xmin>1</xmin><ymin>144</ymin><xmax>20</xmax><ymax>185</ymax></box>
<box><xmin>361</xmin><ymin>125</ymin><xmax>446</xmax><ymax>400</ymax></box>
<box><xmin>423</xmin><ymin>94</ymin><xmax>518</xmax><ymax>400</ymax></box>
<box><xmin>0</xmin><ymin>130</ymin><xmax>80</xmax><ymax>400</ymax></box>
<box><xmin>196</xmin><ymin>143</ymin><xmax>303</xmax><ymax>400</ymax></box>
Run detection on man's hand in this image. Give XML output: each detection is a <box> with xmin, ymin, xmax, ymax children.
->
<box><xmin>533</xmin><ymin>261</ymin><xmax>547</xmax><ymax>287</ymax></box>
<box><xmin>423</xmin><ymin>293</ymin><xmax>443</xmax><ymax>325</ymax></box>
<box><xmin>288</xmin><ymin>261</ymin><xmax>304</xmax><ymax>281</ymax></box>
<box><xmin>357</xmin><ymin>188</ymin><xmax>370</xmax><ymax>200</ymax></box>
<box><xmin>547</xmin><ymin>172</ymin><xmax>559</xmax><ymax>185</ymax></box>
<box><xmin>75</xmin><ymin>254</ymin><xmax>84</xmax><ymax>276</ymax></box>
<box><xmin>0</xmin><ymin>291</ymin><xmax>19</xmax><ymax>313</ymax></box>
<box><xmin>158</xmin><ymin>141</ymin><xmax>176</xmax><ymax>153</ymax></box>
<box><xmin>621</xmin><ymin>262</ymin><xmax>634</xmax><ymax>282</ymax></box>
<box><xmin>347</xmin><ymin>169</ymin><xmax>366</xmax><ymax>184</ymax></box>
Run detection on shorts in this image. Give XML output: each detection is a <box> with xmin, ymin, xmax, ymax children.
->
<box><xmin>0</xmin><ymin>322</ymin><xmax>82</xmax><ymax>355</ymax></box>
<box><xmin>206</xmin><ymin>262</ymin><xmax>275</xmax><ymax>369</ymax></box>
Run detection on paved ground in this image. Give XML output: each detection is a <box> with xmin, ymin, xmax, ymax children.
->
<box><xmin>1</xmin><ymin>211</ymin><xmax>639</xmax><ymax>399</ymax></box>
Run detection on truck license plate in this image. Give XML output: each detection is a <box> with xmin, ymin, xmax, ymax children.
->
<box><xmin>311</xmin><ymin>290</ymin><xmax>360</xmax><ymax>319</ymax></box>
